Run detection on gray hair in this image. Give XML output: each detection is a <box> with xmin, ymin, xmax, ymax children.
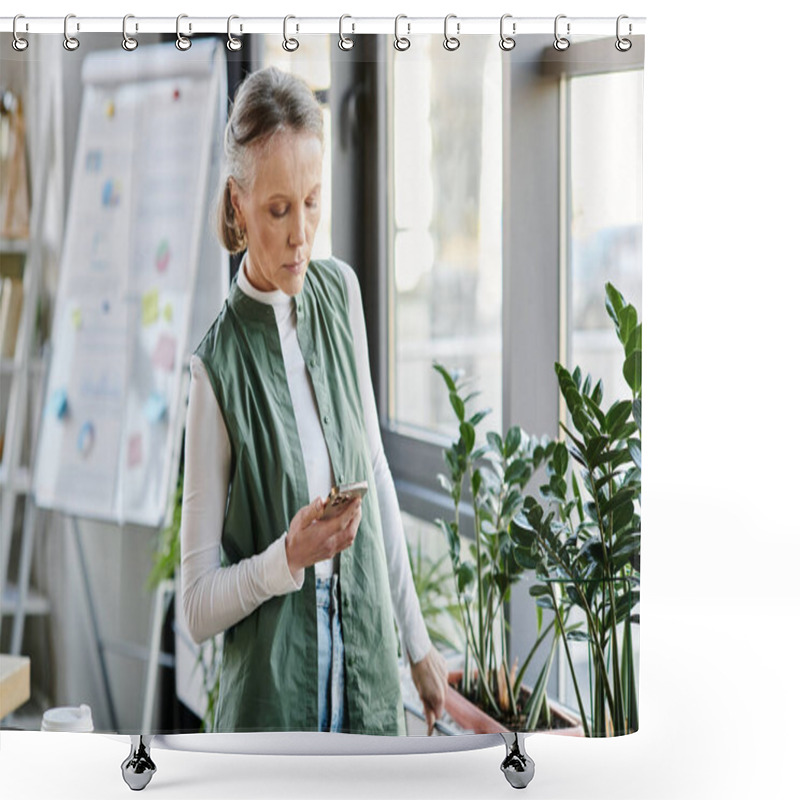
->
<box><xmin>215</xmin><ymin>67</ymin><xmax>324</xmax><ymax>253</ymax></box>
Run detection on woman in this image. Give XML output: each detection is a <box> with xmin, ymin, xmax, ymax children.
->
<box><xmin>180</xmin><ymin>67</ymin><xmax>448</xmax><ymax>735</ymax></box>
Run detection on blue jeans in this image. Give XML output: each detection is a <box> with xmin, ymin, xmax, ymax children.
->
<box><xmin>316</xmin><ymin>574</ymin><xmax>348</xmax><ymax>732</ymax></box>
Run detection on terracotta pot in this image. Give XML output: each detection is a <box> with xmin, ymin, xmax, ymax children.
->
<box><xmin>445</xmin><ymin>670</ymin><xmax>584</xmax><ymax>736</ymax></box>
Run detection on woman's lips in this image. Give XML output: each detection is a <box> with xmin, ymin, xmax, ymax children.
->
<box><xmin>283</xmin><ymin>260</ymin><xmax>304</xmax><ymax>273</ymax></box>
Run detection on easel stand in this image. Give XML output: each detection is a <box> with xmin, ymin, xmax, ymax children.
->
<box><xmin>70</xmin><ymin>516</ymin><xmax>175</xmax><ymax>735</ymax></box>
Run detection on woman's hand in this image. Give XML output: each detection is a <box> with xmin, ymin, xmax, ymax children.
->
<box><xmin>285</xmin><ymin>496</ymin><xmax>362</xmax><ymax>573</ymax></box>
<box><xmin>410</xmin><ymin>646</ymin><xmax>449</xmax><ymax>735</ymax></box>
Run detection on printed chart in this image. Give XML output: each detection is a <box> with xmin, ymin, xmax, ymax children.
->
<box><xmin>34</xmin><ymin>40</ymin><xmax>226</xmax><ymax>526</ymax></box>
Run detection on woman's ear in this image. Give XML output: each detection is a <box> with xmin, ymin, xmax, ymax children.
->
<box><xmin>228</xmin><ymin>177</ymin><xmax>244</xmax><ymax>227</ymax></box>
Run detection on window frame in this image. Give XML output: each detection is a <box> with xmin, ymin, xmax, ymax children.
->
<box><xmin>329</xmin><ymin>33</ymin><xmax>644</xmax><ymax>704</ymax></box>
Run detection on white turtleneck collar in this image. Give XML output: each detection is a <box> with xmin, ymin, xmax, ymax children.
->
<box><xmin>237</xmin><ymin>252</ymin><xmax>294</xmax><ymax>308</ymax></box>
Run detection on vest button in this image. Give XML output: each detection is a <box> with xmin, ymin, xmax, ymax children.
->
<box><xmin>323</xmin><ymin>415</ymin><xmax>329</xmax><ymax>425</ymax></box>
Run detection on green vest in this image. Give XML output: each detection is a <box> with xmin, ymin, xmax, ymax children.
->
<box><xmin>194</xmin><ymin>257</ymin><xmax>406</xmax><ymax>735</ymax></box>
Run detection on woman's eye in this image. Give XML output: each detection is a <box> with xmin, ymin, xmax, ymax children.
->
<box><xmin>306</xmin><ymin>197</ymin><xmax>319</xmax><ymax>210</ymax></box>
<box><xmin>270</xmin><ymin>206</ymin><xmax>289</xmax><ymax>219</ymax></box>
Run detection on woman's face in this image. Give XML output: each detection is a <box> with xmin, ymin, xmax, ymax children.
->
<box><xmin>230</xmin><ymin>129</ymin><xmax>323</xmax><ymax>295</ymax></box>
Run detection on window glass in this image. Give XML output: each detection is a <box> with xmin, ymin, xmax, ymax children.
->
<box><xmin>567</xmin><ymin>70</ymin><xmax>643</xmax><ymax>398</ymax></box>
<box><xmin>389</xmin><ymin>37</ymin><xmax>503</xmax><ymax>440</ymax></box>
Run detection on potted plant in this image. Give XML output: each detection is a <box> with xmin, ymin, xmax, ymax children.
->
<box><xmin>148</xmin><ymin>461</ymin><xmax>221</xmax><ymax>732</ymax></box>
<box><xmin>510</xmin><ymin>283</ymin><xmax>641</xmax><ymax>737</ymax></box>
<box><xmin>432</xmin><ymin>366</ymin><xmax>579</xmax><ymax>734</ymax></box>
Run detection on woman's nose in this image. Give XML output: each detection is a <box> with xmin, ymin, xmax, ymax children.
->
<box><xmin>288</xmin><ymin>208</ymin><xmax>306</xmax><ymax>247</ymax></box>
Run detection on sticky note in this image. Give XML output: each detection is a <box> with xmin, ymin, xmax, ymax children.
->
<box><xmin>127</xmin><ymin>433</ymin><xmax>143</xmax><ymax>468</ymax></box>
<box><xmin>141</xmin><ymin>289</ymin><xmax>159</xmax><ymax>326</ymax></box>
<box><xmin>71</xmin><ymin>308</ymin><xmax>82</xmax><ymax>330</ymax></box>
<box><xmin>105</xmin><ymin>101</ymin><xmax>115</xmax><ymax>118</ymax></box>
<box><xmin>152</xmin><ymin>333</ymin><xmax>176</xmax><ymax>372</ymax></box>
<box><xmin>163</xmin><ymin>303</ymin><xmax>173</xmax><ymax>323</ymax></box>
<box><xmin>144</xmin><ymin>392</ymin><xmax>168</xmax><ymax>424</ymax></box>
<box><xmin>156</xmin><ymin>239</ymin><xmax>170</xmax><ymax>273</ymax></box>
<box><xmin>46</xmin><ymin>389</ymin><xmax>68</xmax><ymax>420</ymax></box>
<box><xmin>77</xmin><ymin>421</ymin><xmax>95</xmax><ymax>457</ymax></box>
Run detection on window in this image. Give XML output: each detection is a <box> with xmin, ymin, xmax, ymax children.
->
<box><xmin>388</xmin><ymin>36</ymin><xmax>503</xmax><ymax>442</ymax></box>
<box><xmin>566</xmin><ymin>69</ymin><xmax>643</xmax><ymax>399</ymax></box>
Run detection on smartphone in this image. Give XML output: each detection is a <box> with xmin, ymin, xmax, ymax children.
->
<box><xmin>318</xmin><ymin>481</ymin><xmax>368</xmax><ymax>520</ymax></box>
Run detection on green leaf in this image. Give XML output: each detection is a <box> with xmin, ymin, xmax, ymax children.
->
<box><xmin>623</xmin><ymin>350</ymin><xmax>642</xmax><ymax>396</ymax></box>
<box><xmin>437</xmin><ymin>473</ymin><xmax>453</xmax><ymax>494</ymax></box>
<box><xmin>471</xmin><ymin>468</ymin><xmax>482</xmax><ymax>498</ymax></box>
<box><xmin>618</xmin><ymin>305</ymin><xmax>638</xmax><ymax>349</ymax></box>
<box><xmin>594</xmin><ymin>470</ymin><xmax>621</xmax><ymax>492</ymax></box>
<box><xmin>535</xmin><ymin>595</ymin><xmax>554</xmax><ymax>610</ymax></box>
<box><xmin>468</xmin><ymin>408</ymin><xmax>491</xmax><ymax>428</ymax></box>
<box><xmin>633</xmin><ymin>398</ymin><xmax>642</xmax><ymax>431</ymax></box>
<box><xmin>583</xmin><ymin>392</ymin><xmax>606</xmax><ymax>426</ymax></box>
<box><xmin>553</xmin><ymin>442</ymin><xmax>569</xmax><ymax>476</ymax></box>
<box><xmin>568</xmin><ymin>446</ymin><xmax>587</xmax><ymax>468</ymax></box>
<box><xmin>505</xmin><ymin>426</ymin><xmax>522</xmax><ymax>458</ymax></box>
<box><xmin>585</xmin><ymin>435</ymin><xmax>610</xmax><ymax>469</ymax></box>
<box><xmin>626</xmin><ymin>323</ymin><xmax>642</xmax><ymax>359</ymax></box>
<box><xmin>459</xmin><ymin>421</ymin><xmax>475</xmax><ymax>454</ymax></box>
<box><xmin>605</xmin><ymin>401</ymin><xmax>633</xmax><ymax>438</ymax></box>
<box><xmin>600</xmin><ymin>486</ymin><xmax>636</xmax><ymax>517</ymax></box>
<box><xmin>529</xmin><ymin>583</ymin><xmax>551</xmax><ymax>597</ymax></box>
<box><xmin>514</xmin><ymin>548</ymin><xmax>541</xmax><ymax>570</ymax></box>
<box><xmin>566</xmin><ymin>630</ymin><xmax>590</xmax><ymax>642</ymax></box>
<box><xmin>487</xmin><ymin>431</ymin><xmax>504</xmax><ymax>456</ymax></box>
<box><xmin>577</xmin><ymin>537</ymin><xmax>605</xmax><ymax>565</ymax></box>
<box><xmin>628</xmin><ymin>439</ymin><xmax>642</xmax><ymax>469</ymax></box>
<box><xmin>505</xmin><ymin>458</ymin><xmax>531</xmax><ymax>486</ymax></box>
<box><xmin>450</xmin><ymin>392</ymin><xmax>466</xmax><ymax>422</ymax></box>
<box><xmin>610</xmin><ymin>500</ymin><xmax>635</xmax><ymax>532</ymax></box>
<box><xmin>433</xmin><ymin>362</ymin><xmax>458</xmax><ymax>394</ymax></box>
<box><xmin>462</xmin><ymin>390</ymin><xmax>481</xmax><ymax>406</ymax></box>
<box><xmin>510</xmin><ymin>517</ymin><xmax>535</xmax><ymax>547</ymax></box>
<box><xmin>591</xmin><ymin>379</ymin><xmax>604</xmax><ymax>407</ymax></box>
<box><xmin>616</xmin><ymin>422</ymin><xmax>639</xmax><ymax>440</ymax></box>
<box><xmin>611</xmin><ymin>537</ymin><xmax>640</xmax><ymax>569</ymax></box>
<box><xmin>501</xmin><ymin>489</ymin><xmax>524</xmax><ymax>520</ymax></box>
<box><xmin>605</xmin><ymin>283</ymin><xmax>625</xmax><ymax>325</ymax></box>
<box><xmin>456</xmin><ymin>562</ymin><xmax>476</xmax><ymax>593</ymax></box>
<box><xmin>572</xmin><ymin>365</ymin><xmax>582</xmax><ymax>390</ymax></box>
<box><xmin>437</xmin><ymin>518</ymin><xmax>460</xmax><ymax>562</ymax></box>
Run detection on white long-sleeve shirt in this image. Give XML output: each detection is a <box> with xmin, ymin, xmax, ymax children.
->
<box><xmin>180</xmin><ymin>255</ymin><xmax>432</xmax><ymax>666</ymax></box>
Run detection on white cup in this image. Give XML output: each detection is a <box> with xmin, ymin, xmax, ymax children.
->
<box><xmin>41</xmin><ymin>704</ymin><xmax>94</xmax><ymax>732</ymax></box>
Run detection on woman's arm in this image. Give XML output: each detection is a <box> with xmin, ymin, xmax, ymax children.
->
<box><xmin>180</xmin><ymin>355</ymin><xmax>305</xmax><ymax>645</ymax></box>
<box><xmin>337</xmin><ymin>259</ymin><xmax>433</xmax><ymax>666</ymax></box>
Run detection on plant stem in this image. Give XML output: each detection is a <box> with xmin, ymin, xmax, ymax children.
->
<box><xmin>469</xmin><ymin>465</ymin><xmax>486</xmax><ymax>705</ymax></box>
<box><xmin>550</xmin><ymin>585</ymin><xmax>590</xmax><ymax>737</ymax></box>
<box><xmin>587</xmin><ymin>467</ymin><xmax>625</xmax><ymax>732</ymax></box>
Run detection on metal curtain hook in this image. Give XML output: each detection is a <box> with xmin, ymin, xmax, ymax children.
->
<box><xmin>616</xmin><ymin>14</ymin><xmax>632</xmax><ymax>51</ymax></box>
<box><xmin>283</xmin><ymin>15</ymin><xmax>299</xmax><ymax>52</ymax></box>
<box><xmin>554</xmin><ymin>14</ymin><xmax>570</xmax><ymax>51</ymax></box>
<box><xmin>63</xmin><ymin>13</ymin><xmax>80</xmax><ymax>51</ymax></box>
<box><xmin>227</xmin><ymin>15</ymin><xmax>242</xmax><ymax>51</ymax></box>
<box><xmin>176</xmin><ymin>14</ymin><xmax>191</xmax><ymax>50</ymax></box>
<box><xmin>122</xmin><ymin>14</ymin><xmax>138</xmax><ymax>51</ymax></box>
<box><xmin>394</xmin><ymin>15</ymin><xmax>410</xmax><ymax>51</ymax></box>
<box><xmin>12</xmin><ymin>15</ymin><xmax>29</xmax><ymax>52</ymax></box>
<box><xmin>338</xmin><ymin>14</ymin><xmax>354</xmax><ymax>51</ymax></box>
<box><xmin>443</xmin><ymin>14</ymin><xmax>460</xmax><ymax>51</ymax></box>
<box><xmin>499</xmin><ymin>14</ymin><xmax>516</xmax><ymax>51</ymax></box>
